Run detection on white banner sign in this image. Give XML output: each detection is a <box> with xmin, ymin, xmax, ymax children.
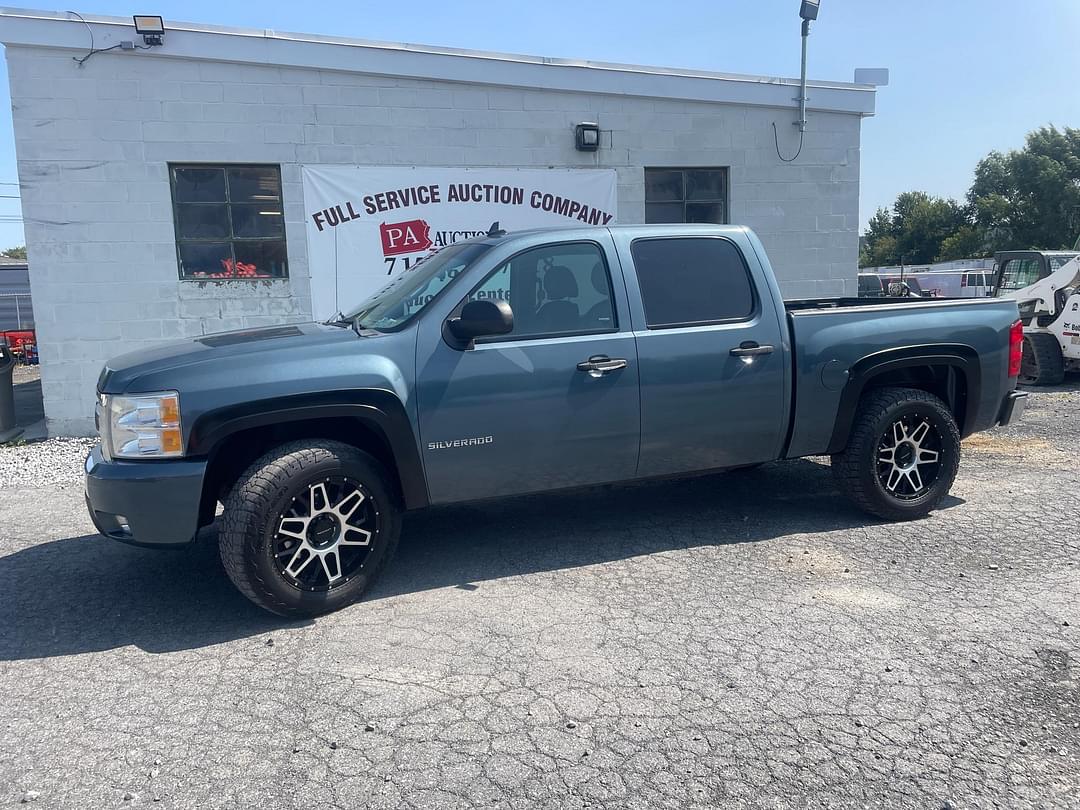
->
<box><xmin>301</xmin><ymin>166</ymin><xmax>618</xmax><ymax>319</ymax></box>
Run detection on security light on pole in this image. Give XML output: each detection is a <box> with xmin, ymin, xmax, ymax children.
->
<box><xmin>794</xmin><ymin>0</ymin><xmax>820</xmax><ymax>132</ymax></box>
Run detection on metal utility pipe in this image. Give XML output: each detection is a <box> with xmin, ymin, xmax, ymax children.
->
<box><xmin>797</xmin><ymin>18</ymin><xmax>810</xmax><ymax>132</ymax></box>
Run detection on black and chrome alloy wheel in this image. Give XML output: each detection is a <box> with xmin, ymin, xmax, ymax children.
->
<box><xmin>273</xmin><ymin>476</ymin><xmax>380</xmax><ymax>592</ymax></box>
<box><xmin>831</xmin><ymin>387</ymin><xmax>961</xmax><ymax>521</ymax></box>
<box><xmin>219</xmin><ymin>441</ymin><xmax>401</xmax><ymax>617</ymax></box>
<box><xmin>875</xmin><ymin>413</ymin><xmax>942</xmax><ymax>500</ymax></box>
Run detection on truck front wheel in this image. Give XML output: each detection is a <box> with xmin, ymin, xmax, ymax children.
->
<box><xmin>831</xmin><ymin>387</ymin><xmax>961</xmax><ymax>521</ymax></box>
<box><xmin>218</xmin><ymin>440</ymin><xmax>401</xmax><ymax>617</ymax></box>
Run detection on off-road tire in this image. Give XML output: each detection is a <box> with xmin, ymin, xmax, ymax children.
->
<box><xmin>831</xmin><ymin>387</ymin><xmax>961</xmax><ymax>522</ymax></box>
<box><xmin>219</xmin><ymin>440</ymin><xmax>401</xmax><ymax>618</ymax></box>
<box><xmin>1020</xmin><ymin>333</ymin><xmax>1065</xmax><ymax>386</ymax></box>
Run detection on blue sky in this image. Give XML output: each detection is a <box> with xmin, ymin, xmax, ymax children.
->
<box><xmin>0</xmin><ymin>0</ymin><xmax>1078</xmax><ymax>250</ymax></box>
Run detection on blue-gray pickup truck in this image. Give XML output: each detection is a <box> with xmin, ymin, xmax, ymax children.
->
<box><xmin>86</xmin><ymin>225</ymin><xmax>1027</xmax><ymax>616</ymax></box>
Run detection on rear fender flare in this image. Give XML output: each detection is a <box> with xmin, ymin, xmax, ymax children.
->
<box><xmin>827</xmin><ymin>344</ymin><xmax>981</xmax><ymax>454</ymax></box>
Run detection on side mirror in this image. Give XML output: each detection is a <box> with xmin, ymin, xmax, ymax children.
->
<box><xmin>447</xmin><ymin>299</ymin><xmax>514</xmax><ymax>345</ymax></box>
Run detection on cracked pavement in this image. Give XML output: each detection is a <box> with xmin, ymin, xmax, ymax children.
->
<box><xmin>1</xmin><ymin>382</ymin><xmax>1078</xmax><ymax>809</ymax></box>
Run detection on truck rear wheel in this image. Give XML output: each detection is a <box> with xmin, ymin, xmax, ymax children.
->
<box><xmin>219</xmin><ymin>440</ymin><xmax>400</xmax><ymax>617</ymax></box>
<box><xmin>831</xmin><ymin>387</ymin><xmax>961</xmax><ymax>521</ymax></box>
<box><xmin>1020</xmin><ymin>333</ymin><xmax>1065</xmax><ymax>385</ymax></box>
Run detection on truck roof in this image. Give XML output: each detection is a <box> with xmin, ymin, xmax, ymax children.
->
<box><xmin>993</xmin><ymin>249</ymin><xmax>1078</xmax><ymax>261</ymax></box>
<box><xmin>478</xmin><ymin>223</ymin><xmax>753</xmax><ymax>246</ymax></box>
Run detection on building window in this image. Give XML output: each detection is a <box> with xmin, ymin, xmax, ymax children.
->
<box><xmin>644</xmin><ymin>168</ymin><xmax>729</xmax><ymax>225</ymax></box>
<box><xmin>169</xmin><ymin>164</ymin><xmax>288</xmax><ymax>280</ymax></box>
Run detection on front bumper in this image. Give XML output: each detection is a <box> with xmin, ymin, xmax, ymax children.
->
<box><xmin>997</xmin><ymin>389</ymin><xmax>1028</xmax><ymax>426</ymax></box>
<box><xmin>84</xmin><ymin>445</ymin><xmax>207</xmax><ymax>547</ymax></box>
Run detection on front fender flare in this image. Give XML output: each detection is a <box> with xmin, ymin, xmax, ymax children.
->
<box><xmin>187</xmin><ymin>389</ymin><xmax>429</xmax><ymax>509</ymax></box>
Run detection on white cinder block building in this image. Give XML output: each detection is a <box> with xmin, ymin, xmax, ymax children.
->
<box><xmin>0</xmin><ymin>8</ymin><xmax>878</xmax><ymax>435</ymax></box>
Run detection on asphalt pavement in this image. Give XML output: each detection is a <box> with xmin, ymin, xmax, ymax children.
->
<box><xmin>1</xmin><ymin>381</ymin><xmax>1077</xmax><ymax>809</ymax></box>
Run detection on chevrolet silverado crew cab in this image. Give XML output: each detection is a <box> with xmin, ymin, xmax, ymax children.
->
<box><xmin>86</xmin><ymin>225</ymin><xmax>1027</xmax><ymax>617</ymax></box>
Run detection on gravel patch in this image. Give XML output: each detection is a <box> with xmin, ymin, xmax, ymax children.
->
<box><xmin>0</xmin><ymin>437</ymin><xmax>96</xmax><ymax>488</ymax></box>
<box><xmin>11</xmin><ymin>364</ymin><xmax>40</xmax><ymax>385</ymax></box>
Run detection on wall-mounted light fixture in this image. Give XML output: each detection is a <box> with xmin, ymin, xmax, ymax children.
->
<box><xmin>575</xmin><ymin>122</ymin><xmax>600</xmax><ymax>152</ymax></box>
<box><xmin>133</xmin><ymin>15</ymin><xmax>165</xmax><ymax>47</ymax></box>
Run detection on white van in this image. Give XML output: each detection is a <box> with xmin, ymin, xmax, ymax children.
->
<box><xmin>958</xmin><ymin>271</ymin><xmax>993</xmax><ymax>298</ymax></box>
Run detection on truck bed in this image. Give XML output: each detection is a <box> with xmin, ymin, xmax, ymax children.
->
<box><xmin>782</xmin><ymin>296</ymin><xmax>1020</xmax><ymax>459</ymax></box>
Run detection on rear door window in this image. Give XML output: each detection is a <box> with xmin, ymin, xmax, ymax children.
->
<box><xmin>630</xmin><ymin>237</ymin><xmax>755</xmax><ymax>329</ymax></box>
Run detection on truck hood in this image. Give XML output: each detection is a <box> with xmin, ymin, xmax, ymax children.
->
<box><xmin>98</xmin><ymin>322</ymin><xmax>363</xmax><ymax>393</ymax></box>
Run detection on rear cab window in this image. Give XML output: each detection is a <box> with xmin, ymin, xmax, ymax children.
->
<box><xmin>630</xmin><ymin>237</ymin><xmax>756</xmax><ymax>328</ymax></box>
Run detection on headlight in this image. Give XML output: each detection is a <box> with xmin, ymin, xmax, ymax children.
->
<box><xmin>99</xmin><ymin>391</ymin><xmax>183</xmax><ymax>460</ymax></box>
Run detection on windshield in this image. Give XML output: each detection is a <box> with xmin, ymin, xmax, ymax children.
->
<box><xmin>996</xmin><ymin>253</ymin><xmax>1078</xmax><ymax>294</ymax></box>
<box><xmin>343</xmin><ymin>242</ymin><xmax>493</xmax><ymax>331</ymax></box>
<box><xmin>997</xmin><ymin>258</ymin><xmax>1046</xmax><ymax>292</ymax></box>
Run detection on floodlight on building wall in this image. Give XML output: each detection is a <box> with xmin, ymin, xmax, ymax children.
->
<box><xmin>575</xmin><ymin>122</ymin><xmax>600</xmax><ymax>152</ymax></box>
<box><xmin>133</xmin><ymin>15</ymin><xmax>165</xmax><ymax>46</ymax></box>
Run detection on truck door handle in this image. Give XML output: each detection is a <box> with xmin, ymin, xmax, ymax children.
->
<box><xmin>729</xmin><ymin>341</ymin><xmax>775</xmax><ymax>357</ymax></box>
<box><xmin>576</xmin><ymin>355</ymin><xmax>628</xmax><ymax>377</ymax></box>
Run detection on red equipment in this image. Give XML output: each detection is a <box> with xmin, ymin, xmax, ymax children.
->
<box><xmin>1</xmin><ymin>329</ymin><xmax>37</xmax><ymax>364</ymax></box>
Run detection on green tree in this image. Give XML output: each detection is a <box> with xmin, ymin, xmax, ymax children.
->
<box><xmin>859</xmin><ymin>208</ymin><xmax>896</xmax><ymax>267</ymax></box>
<box><xmin>859</xmin><ymin>192</ymin><xmax>969</xmax><ymax>267</ymax></box>
<box><xmin>969</xmin><ymin>125</ymin><xmax>1080</xmax><ymax>251</ymax></box>
<box><xmin>1</xmin><ymin>245</ymin><xmax>26</xmax><ymax>259</ymax></box>
<box><xmin>862</xmin><ymin>125</ymin><xmax>1080</xmax><ymax>267</ymax></box>
<box><xmin>937</xmin><ymin>225</ymin><xmax>985</xmax><ymax>261</ymax></box>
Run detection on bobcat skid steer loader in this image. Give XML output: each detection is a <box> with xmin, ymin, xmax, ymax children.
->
<box><xmin>993</xmin><ymin>250</ymin><xmax>1080</xmax><ymax>385</ymax></box>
